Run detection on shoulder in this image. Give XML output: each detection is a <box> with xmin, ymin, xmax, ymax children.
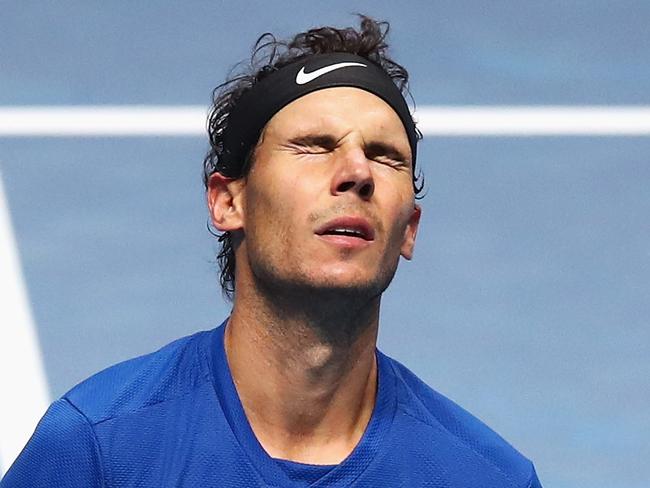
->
<box><xmin>63</xmin><ymin>329</ymin><xmax>214</xmax><ymax>425</ymax></box>
<box><xmin>1</xmin><ymin>399</ymin><xmax>104</xmax><ymax>487</ymax></box>
<box><xmin>381</xmin><ymin>352</ymin><xmax>540</xmax><ymax>488</ymax></box>
<box><xmin>2</xmin><ymin>329</ymin><xmax>217</xmax><ymax>487</ymax></box>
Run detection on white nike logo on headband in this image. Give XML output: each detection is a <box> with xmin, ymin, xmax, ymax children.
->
<box><xmin>295</xmin><ymin>62</ymin><xmax>367</xmax><ymax>85</ymax></box>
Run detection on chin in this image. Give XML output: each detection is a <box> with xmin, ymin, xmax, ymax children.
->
<box><xmin>250</xmin><ymin>257</ymin><xmax>398</xmax><ymax>301</ymax></box>
<box><xmin>310</xmin><ymin>265</ymin><xmax>372</xmax><ymax>284</ymax></box>
<box><xmin>303</xmin><ymin>266</ymin><xmax>396</xmax><ymax>297</ymax></box>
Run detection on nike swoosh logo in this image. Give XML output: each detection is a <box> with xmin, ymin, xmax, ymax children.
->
<box><xmin>295</xmin><ymin>62</ymin><xmax>367</xmax><ymax>85</ymax></box>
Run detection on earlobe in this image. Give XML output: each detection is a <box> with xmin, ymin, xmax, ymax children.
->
<box><xmin>207</xmin><ymin>172</ymin><xmax>246</xmax><ymax>232</ymax></box>
<box><xmin>400</xmin><ymin>204</ymin><xmax>421</xmax><ymax>260</ymax></box>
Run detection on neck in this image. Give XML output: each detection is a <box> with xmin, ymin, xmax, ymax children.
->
<box><xmin>224</xmin><ymin>278</ymin><xmax>381</xmax><ymax>465</ymax></box>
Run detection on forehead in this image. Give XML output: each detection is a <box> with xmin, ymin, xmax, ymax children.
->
<box><xmin>264</xmin><ymin>87</ymin><xmax>410</xmax><ymax>146</ymax></box>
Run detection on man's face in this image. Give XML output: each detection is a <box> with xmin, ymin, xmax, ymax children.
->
<box><xmin>237</xmin><ymin>87</ymin><xmax>420</xmax><ymax>297</ymax></box>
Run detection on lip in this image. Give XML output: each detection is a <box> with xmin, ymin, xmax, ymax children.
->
<box><xmin>314</xmin><ymin>216</ymin><xmax>375</xmax><ymax>246</ymax></box>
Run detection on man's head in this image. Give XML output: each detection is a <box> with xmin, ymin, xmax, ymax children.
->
<box><xmin>204</xmin><ymin>16</ymin><xmax>423</xmax><ymax>300</ymax></box>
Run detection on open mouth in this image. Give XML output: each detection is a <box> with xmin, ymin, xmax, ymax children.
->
<box><xmin>321</xmin><ymin>228</ymin><xmax>369</xmax><ymax>239</ymax></box>
<box><xmin>315</xmin><ymin>217</ymin><xmax>375</xmax><ymax>241</ymax></box>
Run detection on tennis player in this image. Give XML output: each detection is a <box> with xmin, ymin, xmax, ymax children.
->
<box><xmin>1</xmin><ymin>16</ymin><xmax>543</xmax><ymax>487</ymax></box>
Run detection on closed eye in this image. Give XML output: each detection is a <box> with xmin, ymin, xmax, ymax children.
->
<box><xmin>286</xmin><ymin>134</ymin><xmax>338</xmax><ymax>153</ymax></box>
<box><xmin>365</xmin><ymin>142</ymin><xmax>410</xmax><ymax>168</ymax></box>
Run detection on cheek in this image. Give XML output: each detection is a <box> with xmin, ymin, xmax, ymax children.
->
<box><xmin>384</xmin><ymin>195</ymin><xmax>415</xmax><ymax>247</ymax></box>
<box><xmin>245</xmin><ymin>180</ymin><xmax>299</xmax><ymax>247</ymax></box>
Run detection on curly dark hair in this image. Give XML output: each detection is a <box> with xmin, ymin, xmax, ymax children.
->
<box><xmin>203</xmin><ymin>15</ymin><xmax>423</xmax><ymax>300</ymax></box>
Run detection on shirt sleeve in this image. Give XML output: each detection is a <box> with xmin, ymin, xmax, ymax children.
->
<box><xmin>0</xmin><ymin>399</ymin><xmax>104</xmax><ymax>488</ymax></box>
<box><xmin>527</xmin><ymin>464</ymin><xmax>543</xmax><ymax>488</ymax></box>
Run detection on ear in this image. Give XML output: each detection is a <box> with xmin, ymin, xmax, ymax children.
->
<box><xmin>400</xmin><ymin>204</ymin><xmax>421</xmax><ymax>260</ymax></box>
<box><xmin>207</xmin><ymin>172</ymin><xmax>246</xmax><ymax>232</ymax></box>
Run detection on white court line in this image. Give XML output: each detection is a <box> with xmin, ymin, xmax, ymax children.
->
<box><xmin>0</xmin><ymin>105</ymin><xmax>649</xmax><ymax>136</ymax></box>
<box><xmin>0</xmin><ymin>174</ymin><xmax>50</xmax><ymax>474</ymax></box>
<box><xmin>414</xmin><ymin>106</ymin><xmax>650</xmax><ymax>135</ymax></box>
<box><xmin>0</xmin><ymin>106</ymin><xmax>205</xmax><ymax>136</ymax></box>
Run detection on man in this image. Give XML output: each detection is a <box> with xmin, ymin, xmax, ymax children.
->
<box><xmin>2</xmin><ymin>17</ymin><xmax>542</xmax><ymax>487</ymax></box>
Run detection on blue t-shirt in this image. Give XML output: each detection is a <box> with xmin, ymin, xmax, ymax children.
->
<box><xmin>1</xmin><ymin>322</ymin><xmax>542</xmax><ymax>487</ymax></box>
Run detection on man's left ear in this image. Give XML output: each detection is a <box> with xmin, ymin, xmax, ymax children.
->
<box><xmin>400</xmin><ymin>204</ymin><xmax>421</xmax><ymax>260</ymax></box>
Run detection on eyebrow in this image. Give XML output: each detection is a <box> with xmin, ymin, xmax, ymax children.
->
<box><xmin>287</xmin><ymin>133</ymin><xmax>410</xmax><ymax>164</ymax></box>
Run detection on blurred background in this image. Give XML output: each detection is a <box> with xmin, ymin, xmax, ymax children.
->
<box><xmin>1</xmin><ymin>2</ymin><xmax>649</xmax><ymax>486</ymax></box>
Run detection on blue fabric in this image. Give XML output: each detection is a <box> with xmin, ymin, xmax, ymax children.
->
<box><xmin>1</xmin><ymin>321</ymin><xmax>542</xmax><ymax>487</ymax></box>
<box><xmin>274</xmin><ymin>459</ymin><xmax>334</xmax><ymax>487</ymax></box>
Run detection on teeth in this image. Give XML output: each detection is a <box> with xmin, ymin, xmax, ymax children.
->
<box><xmin>329</xmin><ymin>228</ymin><xmax>363</xmax><ymax>237</ymax></box>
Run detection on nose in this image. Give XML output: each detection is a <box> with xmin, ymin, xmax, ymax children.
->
<box><xmin>330</xmin><ymin>147</ymin><xmax>375</xmax><ymax>200</ymax></box>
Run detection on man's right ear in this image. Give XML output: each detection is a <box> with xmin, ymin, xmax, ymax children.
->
<box><xmin>207</xmin><ymin>172</ymin><xmax>246</xmax><ymax>232</ymax></box>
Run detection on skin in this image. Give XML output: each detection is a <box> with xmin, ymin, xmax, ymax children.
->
<box><xmin>207</xmin><ymin>87</ymin><xmax>421</xmax><ymax>464</ymax></box>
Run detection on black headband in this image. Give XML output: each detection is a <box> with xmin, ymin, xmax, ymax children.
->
<box><xmin>221</xmin><ymin>52</ymin><xmax>418</xmax><ymax>172</ymax></box>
